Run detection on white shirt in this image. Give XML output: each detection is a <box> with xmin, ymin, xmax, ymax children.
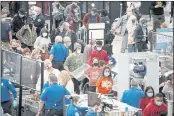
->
<box><xmin>65</xmin><ymin>80</ymin><xmax>74</xmax><ymax>94</ymax></box>
<box><xmin>36</xmin><ymin>68</ymin><xmax>60</xmax><ymax>91</ymax></box>
<box><xmin>127</xmin><ymin>2</ymin><xmax>141</xmax><ymax>10</ymax></box>
<box><xmin>34</xmin><ymin>36</ymin><xmax>51</xmax><ymax>49</ymax></box>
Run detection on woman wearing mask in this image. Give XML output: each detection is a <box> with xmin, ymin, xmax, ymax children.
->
<box><xmin>83</xmin><ymin>58</ymin><xmax>102</xmax><ymax>92</ymax></box>
<box><xmin>34</xmin><ymin>28</ymin><xmax>51</xmax><ymax>49</ymax></box>
<box><xmin>127</xmin><ymin>15</ymin><xmax>137</xmax><ymax>53</ymax></box>
<box><xmin>140</xmin><ymin>86</ymin><xmax>155</xmax><ymax>111</ymax></box>
<box><xmin>16</xmin><ymin>18</ymin><xmax>37</xmax><ymax>50</ymax></box>
<box><xmin>59</xmin><ymin>70</ymin><xmax>75</xmax><ymax>94</ymax></box>
<box><xmin>96</xmin><ymin>66</ymin><xmax>113</xmax><ymax>94</ymax></box>
<box><xmin>67</xmin><ymin>96</ymin><xmax>88</xmax><ymax>116</ymax></box>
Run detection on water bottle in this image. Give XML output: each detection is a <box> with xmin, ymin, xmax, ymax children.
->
<box><xmin>12</xmin><ymin>99</ymin><xmax>18</xmax><ymax>108</ymax></box>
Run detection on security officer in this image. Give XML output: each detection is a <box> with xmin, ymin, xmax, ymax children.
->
<box><xmin>11</xmin><ymin>8</ymin><xmax>27</xmax><ymax>39</ymax></box>
<box><xmin>1</xmin><ymin>78</ymin><xmax>17</xmax><ymax>114</ymax></box>
<box><xmin>32</xmin><ymin>8</ymin><xmax>45</xmax><ymax>36</ymax></box>
<box><xmin>37</xmin><ymin>74</ymin><xmax>70</xmax><ymax>116</ymax></box>
<box><xmin>49</xmin><ymin>36</ymin><xmax>68</xmax><ymax>71</ymax></box>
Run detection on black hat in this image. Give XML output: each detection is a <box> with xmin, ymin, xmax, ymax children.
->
<box><xmin>26</xmin><ymin>17</ymin><xmax>34</xmax><ymax>24</ymax></box>
<box><xmin>19</xmin><ymin>8</ymin><xmax>26</xmax><ymax>15</ymax></box>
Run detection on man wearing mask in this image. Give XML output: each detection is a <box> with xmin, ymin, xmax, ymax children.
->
<box><xmin>10</xmin><ymin>39</ymin><xmax>23</xmax><ymax>54</ymax></box>
<box><xmin>64</xmin><ymin>36</ymin><xmax>72</xmax><ymax>56</ymax></box>
<box><xmin>143</xmin><ymin>93</ymin><xmax>167</xmax><ymax>116</ymax></box>
<box><xmin>64</xmin><ymin>43</ymin><xmax>83</xmax><ymax>72</ymax></box>
<box><xmin>88</xmin><ymin>41</ymin><xmax>109</xmax><ymax>66</ymax></box>
<box><xmin>134</xmin><ymin>18</ymin><xmax>148</xmax><ymax>52</ymax></box>
<box><xmin>12</xmin><ymin>8</ymin><xmax>26</xmax><ymax>39</ymax></box>
<box><xmin>32</xmin><ymin>7</ymin><xmax>45</xmax><ymax>36</ymax></box>
<box><xmin>113</xmin><ymin>8</ymin><xmax>134</xmax><ymax>53</ymax></box>
<box><xmin>49</xmin><ymin>36</ymin><xmax>68</xmax><ymax>71</ymax></box>
<box><xmin>82</xmin><ymin>8</ymin><xmax>100</xmax><ymax>29</ymax></box>
<box><xmin>121</xmin><ymin>79</ymin><xmax>144</xmax><ymax>108</ymax></box>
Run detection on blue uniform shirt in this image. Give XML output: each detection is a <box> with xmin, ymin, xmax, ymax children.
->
<box><xmin>85</xmin><ymin>108</ymin><xmax>103</xmax><ymax>116</ymax></box>
<box><xmin>67</xmin><ymin>104</ymin><xmax>88</xmax><ymax>116</ymax></box>
<box><xmin>50</xmin><ymin>43</ymin><xmax>68</xmax><ymax>62</ymax></box>
<box><xmin>120</xmin><ymin>86</ymin><xmax>144</xmax><ymax>108</ymax></box>
<box><xmin>1</xmin><ymin>78</ymin><xmax>17</xmax><ymax>102</ymax></box>
<box><xmin>40</xmin><ymin>83</ymin><xmax>70</xmax><ymax>110</ymax></box>
<box><xmin>42</xmin><ymin>81</ymin><xmax>49</xmax><ymax>91</ymax></box>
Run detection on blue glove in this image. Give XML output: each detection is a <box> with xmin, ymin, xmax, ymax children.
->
<box><xmin>12</xmin><ymin>99</ymin><xmax>18</xmax><ymax>108</ymax></box>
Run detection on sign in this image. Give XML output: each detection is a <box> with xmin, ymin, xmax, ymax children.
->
<box><xmin>156</xmin><ymin>28</ymin><xmax>173</xmax><ymax>53</ymax></box>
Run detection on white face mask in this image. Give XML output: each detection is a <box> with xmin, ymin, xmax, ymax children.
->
<box><xmin>96</xmin><ymin>47</ymin><xmax>102</xmax><ymax>51</ymax></box>
<box><xmin>147</xmin><ymin>93</ymin><xmax>153</xmax><ymax>97</ymax></box>
<box><xmin>104</xmin><ymin>72</ymin><xmax>110</xmax><ymax>77</ymax></box>
<box><xmin>155</xmin><ymin>101</ymin><xmax>163</xmax><ymax>106</ymax></box>
<box><xmin>76</xmin><ymin>49</ymin><xmax>81</xmax><ymax>54</ymax></box>
<box><xmin>42</xmin><ymin>33</ymin><xmax>48</xmax><ymax>37</ymax></box>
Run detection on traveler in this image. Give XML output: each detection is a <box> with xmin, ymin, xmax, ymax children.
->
<box><xmin>11</xmin><ymin>8</ymin><xmax>27</xmax><ymax>39</ymax></box>
<box><xmin>82</xmin><ymin>8</ymin><xmax>100</xmax><ymax>29</ymax></box>
<box><xmin>34</xmin><ymin>28</ymin><xmax>51</xmax><ymax>50</ymax></box>
<box><xmin>23</xmin><ymin>47</ymin><xmax>31</xmax><ymax>58</ymax></box>
<box><xmin>16</xmin><ymin>18</ymin><xmax>37</xmax><ymax>50</ymax></box>
<box><xmin>121</xmin><ymin>79</ymin><xmax>144</xmax><ymax>108</ymax></box>
<box><xmin>10</xmin><ymin>39</ymin><xmax>23</xmax><ymax>54</ymax></box>
<box><xmin>88</xmin><ymin>40</ymin><xmax>109</xmax><ymax>65</ymax></box>
<box><xmin>143</xmin><ymin>93</ymin><xmax>167</xmax><ymax>116</ymax></box>
<box><xmin>96</xmin><ymin>66</ymin><xmax>113</xmax><ymax>94</ymax></box>
<box><xmin>64</xmin><ymin>42</ymin><xmax>83</xmax><ymax>72</ymax></box>
<box><xmin>64</xmin><ymin>36</ymin><xmax>72</xmax><ymax>56</ymax></box>
<box><xmin>134</xmin><ymin>18</ymin><xmax>148</xmax><ymax>52</ymax></box>
<box><xmin>140</xmin><ymin>86</ymin><xmax>155</xmax><ymax>111</ymax></box>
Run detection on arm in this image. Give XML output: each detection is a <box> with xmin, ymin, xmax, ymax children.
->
<box><xmin>143</xmin><ymin>105</ymin><xmax>150</xmax><ymax>116</ymax></box>
<box><xmin>162</xmin><ymin>85</ymin><xmax>168</xmax><ymax>94</ymax></box>
<box><xmin>37</xmin><ymin>100</ymin><xmax>45</xmax><ymax>115</ymax></box>
<box><xmin>104</xmin><ymin>52</ymin><xmax>109</xmax><ymax>64</ymax></box>
<box><xmin>82</xmin><ymin>13</ymin><xmax>89</xmax><ymax>28</ymax></box>
<box><xmin>120</xmin><ymin>91</ymin><xmax>126</xmax><ymax>103</ymax></box>
<box><xmin>113</xmin><ymin>17</ymin><xmax>123</xmax><ymax>29</ymax></box>
<box><xmin>49</xmin><ymin>46</ymin><xmax>55</xmax><ymax>61</ymax></box>
<box><xmin>9</xmin><ymin>31</ymin><xmax>12</xmax><ymax>42</ymax></box>
<box><xmin>96</xmin><ymin>78</ymin><xmax>102</xmax><ymax>93</ymax></box>
<box><xmin>76</xmin><ymin>106</ymin><xmax>88</xmax><ymax>111</ymax></box>
<box><xmin>64</xmin><ymin>55</ymin><xmax>71</xmax><ymax>72</ymax></box>
<box><xmin>64</xmin><ymin>5</ymin><xmax>69</xmax><ymax>18</ymax></box>
<box><xmin>7</xmin><ymin>81</ymin><xmax>17</xmax><ymax>99</ymax></box>
<box><xmin>140</xmin><ymin>98</ymin><xmax>145</xmax><ymax>111</ymax></box>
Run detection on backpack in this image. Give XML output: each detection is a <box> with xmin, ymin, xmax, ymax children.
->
<box><xmin>133</xmin><ymin>62</ymin><xmax>147</xmax><ymax>78</ymax></box>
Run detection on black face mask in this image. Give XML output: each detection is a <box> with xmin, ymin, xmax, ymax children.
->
<box><xmin>12</xmin><ymin>47</ymin><xmax>17</xmax><ymax>51</ymax></box>
<box><xmin>93</xmin><ymin>63</ymin><xmax>99</xmax><ymax>67</ymax></box>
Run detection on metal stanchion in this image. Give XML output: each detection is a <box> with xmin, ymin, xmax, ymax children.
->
<box><xmin>168</xmin><ymin>100</ymin><xmax>173</xmax><ymax>116</ymax></box>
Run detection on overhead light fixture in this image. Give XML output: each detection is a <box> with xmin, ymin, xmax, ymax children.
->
<box><xmin>91</xmin><ymin>3</ymin><xmax>95</xmax><ymax>7</ymax></box>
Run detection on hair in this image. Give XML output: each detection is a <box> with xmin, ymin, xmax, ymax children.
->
<box><xmin>23</xmin><ymin>47</ymin><xmax>31</xmax><ymax>55</ymax></box>
<box><xmin>72</xmin><ymin>96</ymin><xmax>80</xmax><ymax>104</ymax></box>
<box><xmin>155</xmin><ymin>93</ymin><xmax>164</xmax><ymax>98</ymax></box>
<box><xmin>55</xmin><ymin>36</ymin><xmax>63</xmax><ymax>43</ymax></box>
<box><xmin>99</xmin><ymin>60</ymin><xmax>106</xmax><ymax>67</ymax></box>
<box><xmin>92</xmin><ymin>98</ymin><xmax>101</xmax><ymax>107</ymax></box>
<box><xmin>153</xmin><ymin>19</ymin><xmax>161</xmax><ymax>31</ymax></box>
<box><xmin>96</xmin><ymin>41</ymin><xmax>103</xmax><ymax>46</ymax></box>
<box><xmin>40</xmin><ymin>28</ymin><xmax>49</xmax><ymax>38</ymax></box>
<box><xmin>144</xmin><ymin>86</ymin><xmax>155</xmax><ymax>97</ymax></box>
<box><xmin>100</xmin><ymin>9</ymin><xmax>108</xmax><ymax>17</ymax></box>
<box><xmin>59</xmin><ymin>70</ymin><xmax>71</xmax><ymax>86</ymax></box>
<box><xmin>130</xmin><ymin>78</ymin><xmax>138</xmax><ymax>86</ymax></box>
<box><xmin>102</xmin><ymin>66</ymin><xmax>112</xmax><ymax>77</ymax></box>
<box><xmin>49</xmin><ymin>74</ymin><xmax>58</xmax><ymax>83</ymax></box>
<box><xmin>92</xmin><ymin>57</ymin><xmax>99</xmax><ymax>67</ymax></box>
<box><xmin>10</xmin><ymin>39</ymin><xmax>17</xmax><ymax>44</ymax></box>
<box><xmin>64</xmin><ymin>36</ymin><xmax>71</xmax><ymax>42</ymax></box>
<box><xmin>31</xmin><ymin>48</ymin><xmax>41</xmax><ymax>59</ymax></box>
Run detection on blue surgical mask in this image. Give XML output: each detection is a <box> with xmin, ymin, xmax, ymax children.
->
<box><xmin>92</xmin><ymin>13</ymin><xmax>96</xmax><ymax>16</ymax></box>
<box><xmin>155</xmin><ymin>101</ymin><xmax>163</xmax><ymax>106</ymax></box>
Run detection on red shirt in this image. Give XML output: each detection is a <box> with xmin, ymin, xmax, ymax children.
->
<box><xmin>140</xmin><ymin>97</ymin><xmax>153</xmax><ymax>111</ymax></box>
<box><xmin>143</xmin><ymin>99</ymin><xmax>167</xmax><ymax>116</ymax></box>
<box><xmin>88</xmin><ymin>50</ymin><xmax>109</xmax><ymax>65</ymax></box>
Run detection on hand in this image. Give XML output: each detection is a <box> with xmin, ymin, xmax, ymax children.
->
<box><xmin>12</xmin><ymin>99</ymin><xmax>18</xmax><ymax>108</ymax></box>
<box><xmin>36</xmin><ymin>112</ymin><xmax>41</xmax><ymax>116</ymax></box>
<box><xmin>155</xmin><ymin>5</ymin><xmax>159</xmax><ymax>8</ymax></box>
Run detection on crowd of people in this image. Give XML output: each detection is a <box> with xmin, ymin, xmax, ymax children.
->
<box><xmin>1</xmin><ymin>1</ymin><xmax>173</xmax><ymax>116</ymax></box>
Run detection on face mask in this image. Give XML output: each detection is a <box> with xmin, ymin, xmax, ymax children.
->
<box><xmin>42</xmin><ymin>33</ymin><xmax>48</xmax><ymax>37</ymax></box>
<box><xmin>12</xmin><ymin>47</ymin><xmax>17</xmax><ymax>51</ymax></box>
<box><xmin>104</xmin><ymin>72</ymin><xmax>110</xmax><ymax>77</ymax></box>
<box><xmin>19</xmin><ymin>14</ymin><xmax>24</xmax><ymax>18</ymax></box>
<box><xmin>155</xmin><ymin>101</ymin><xmax>163</xmax><ymax>106</ymax></box>
<box><xmin>147</xmin><ymin>93</ymin><xmax>153</xmax><ymax>97</ymax></box>
<box><xmin>76</xmin><ymin>49</ymin><xmax>81</xmax><ymax>54</ymax></box>
<box><xmin>93</xmin><ymin>63</ymin><xmax>99</xmax><ymax>67</ymax></box>
<box><xmin>92</xmin><ymin>13</ymin><xmax>96</xmax><ymax>16</ymax></box>
<box><xmin>143</xmin><ymin>24</ymin><xmax>147</xmax><ymax>27</ymax></box>
<box><xmin>96</xmin><ymin>47</ymin><xmax>102</xmax><ymax>51</ymax></box>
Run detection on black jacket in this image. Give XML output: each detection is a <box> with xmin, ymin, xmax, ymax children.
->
<box><xmin>12</xmin><ymin>14</ymin><xmax>26</xmax><ymax>33</ymax></box>
<box><xmin>34</xmin><ymin>14</ymin><xmax>45</xmax><ymax>36</ymax></box>
<box><xmin>50</xmin><ymin>28</ymin><xmax>61</xmax><ymax>43</ymax></box>
<box><xmin>134</xmin><ymin>25</ymin><xmax>148</xmax><ymax>43</ymax></box>
<box><xmin>151</xmin><ymin>2</ymin><xmax>166</xmax><ymax>15</ymax></box>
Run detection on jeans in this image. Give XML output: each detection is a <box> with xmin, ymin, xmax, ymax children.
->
<box><xmin>121</xmin><ymin>33</ymin><xmax>128</xmax><ymax>53</ymax></box>
<box><xmin>152</xmin><ymin>14</ymin><xmax>165</xmax><ymax>24</ymax></box>
<box><xmin>52</xmin><ymin>61</ymin><xmax>64</xmax><ymax>71</ymax></box>
<box><xmin>1</xmin><ymin>100</ymin><xmax>12</xmax><ymax>114</ymax></box>
<box><xmin>128</xmin><ymin>44</ymin><xmax>137</xmax><ymax>53</ymax></box>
